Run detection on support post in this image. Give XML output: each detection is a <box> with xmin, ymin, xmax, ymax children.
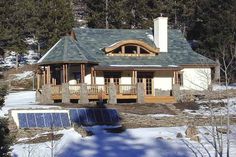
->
<box><xmin>108</xmin><ymin>83</ymin><xmax>117</xmax><ymax>104</ymax></box>
<box><xmin>37</xmin><ymin>73</ymin><xmax>40</xmax><ymax>90</ymax></box>
<box><xmin>80</xmin><ymin>64</ymin><xmax>85</xmax><ymax>83</ymax></box>
<box><xmin>62</xmin><ymin>83</ymin><xmax>70</xmax><ymax>103</ymax></box>
<box><xmin>46</xmin><ymin>66</ymin><xmax>51</xmax><ymax>84</ymax></box>
<box><xmin>79</xmin><ymin>83</ymin><xmax>89</xmax><ymax>104</ymax></box>
<box><xmin>137</xmin><ymin>83</ymin><xmax>145</xmax><ymax>104</ymax></box>
<box><xmin>42</xmin><ymin>84</ymin><xmax>53</xmax><ymax>104</ymax></box>
<box><xmin>172</xmin><ymin>84</ymin><xmax>180</xmax><ymax>100</ymax></box>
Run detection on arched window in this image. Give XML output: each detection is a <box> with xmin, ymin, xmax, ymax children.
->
<box><xmin>104</xmin><ymin>40</ymin><xmax>159</xmax><ymax>56</ymax></box>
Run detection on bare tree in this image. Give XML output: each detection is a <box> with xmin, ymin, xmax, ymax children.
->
<box><xmin>219</xmin><ymin>42</ymin><xmax>236</xmax><ymax>157</ymax></box>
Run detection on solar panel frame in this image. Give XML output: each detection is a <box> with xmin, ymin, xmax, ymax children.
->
<box><xmin>17</xmin><ymin>112</ymin><xmax>71</xmax><ymax>129</ymax></box>
<box><xmin>69</xmin><ymin>108</ymin><xmax>120</xmax><ymax>126</ymax></box>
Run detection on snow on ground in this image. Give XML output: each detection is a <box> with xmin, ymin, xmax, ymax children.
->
<box><xmin>148</xmin><ymin>113</ymin><xmax>175</xmax><ymax>118</ymax></box>
<box><xmin>12</xmin><ymin>71</ymin><xmax>34</xmax><ymax>80</ymax></box>
<box><xmin>212</xmin><ymin>84</ymin><xmax>236</xmax><ymax>91</ymax></box>
<box><xmin>0</xmin><ymin>91</ymin><xmax>58</xmax><ymax>117</ymax></box>
<box><xmin>12</xmin><ymin>125</ymin><xmax>236</xmax><ymax>157</ymax></box>
<box><xmin>184</xmin><ymin>97</ymin><xmax>236</xmax><ymax>116</ymax></box>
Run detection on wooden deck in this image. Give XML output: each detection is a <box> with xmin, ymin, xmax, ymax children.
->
<box><xmin>144</xmin><ymin>96</ymin><xmax>176</xmax><ymax>103</ymax></box>
<box><xmin>50</xmin><ymin>84</ymin><xmax>176</xmax><ymax>103</ymax></box>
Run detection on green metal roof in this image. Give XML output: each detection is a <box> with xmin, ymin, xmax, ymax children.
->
<box><xmin>38</xmin><ymin>28</ymin><xmax>216</xmax><ymax>67</ymax></box>
<box><xmin>37</xmin><ymin>36</ymin><xmax>97</xmax><ymax>65</ymax></box>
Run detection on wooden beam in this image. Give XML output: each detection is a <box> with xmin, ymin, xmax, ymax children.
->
<box><xmin>91</xmin><ymin>67</ymin><xmax>94</xmax><ymax>84</ymax></box>
<box><xmin>121</xmin><ymin>46</ymin><xmax>125</xmax><ymax>54</ymax></box>
<box><xmin>94</xmin><ymin>70</ymin><xmax>96</xmax><ymax>84</ymax></box>
<box><xmin>37</xmin><ymin>74</ymin><xmax>40</xmax><ymax>89</ymax></box>
<box><xmin>80</xmin><ymin>64</ymin><xmax>85</xmax><ymax>83</ymax></box>
<box><xmin>65</xmin><ymin>64</ymin><xmax>68</xmax><ymax>83</ymax></box>
<box><xmin>43</xmin><ymin>69</ymin><xmax>46</xmax><ymax>85</ymax></box>
<box><xmin>46</xmin><ymin>66</ymin><xmax>51</xmax><ymax>84</ymax></box>
<box><xmin>137</xmin><ymin>46</ymin><xmax>140</xmax><ymax>54</ymax></box>
<box><xmin>62</xmin><ymin>64</ymin><xmax>65</xmax><ymax>83</ymax></box>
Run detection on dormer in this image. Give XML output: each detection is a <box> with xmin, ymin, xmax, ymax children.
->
<box><xmin>104</xmin><ymin>39</ymin><xmax>159</xmax><ymax>56</ymax></box>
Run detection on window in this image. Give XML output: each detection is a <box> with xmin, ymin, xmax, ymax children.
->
<box><xmin>137</xmin><ymin>72</ymin><xmax>154</xmax><ymax>95</ymax></box>
<box><xmin>104</xmin><ymin>40</ymin><xmax>159</xmax><ymax>56</ymax></box>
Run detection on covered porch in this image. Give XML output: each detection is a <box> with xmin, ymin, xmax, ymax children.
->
<box><xmin>36</xmin><ymin>63</ymin><xmax>180</xmax><ymax>104</ymax></box>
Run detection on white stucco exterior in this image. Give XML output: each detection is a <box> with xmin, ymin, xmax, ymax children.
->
<box><xmin>96</xmin><ymin>77</ymin><xmax>105</xmax><ymax>85</ymax></box>
<box><xmin>71</xmin><ymin>67</ymin><xmax>212</xmax><ymax>91</ymax></box>
<box><xmin>85</xmin><ymin>74</ymin><xmax>91</xmax><ymax>84</ymax></box>
<box><xmin>153</xmin><ymin>71</ymin><xmax>173</xmax><ymax>90</ymax></box>
<box><xmin>180</xmin><ymin>68</ymin><xmax>211</xmax><ymax>90</ymax></box>
<box><xmin>121</xmin><ymin>77</ymin><xmax>131</xmax><ymax>84</ymax></box>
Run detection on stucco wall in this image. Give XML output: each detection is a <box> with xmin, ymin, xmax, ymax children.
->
<box><xmin>153</xmin><ymin>71</ymin><xmax>173</xmax><ymax>90</ymax></box>
<box><xmin>181</xmin><ymin>68</ymin><xmax>211</xmax><ymax>90</ymax></box>
<box><xmin>121</xmin><ymin>71</ymin><xmax>132</xmax><ymax>84</ymax></box>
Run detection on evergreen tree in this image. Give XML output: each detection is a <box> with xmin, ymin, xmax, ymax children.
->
<box><xmin>0</xmin><ymin>118</ymin><xmax>12</xmax><ymax>157</ymax></box>
<box><xmin>0</xmin><ymin>0</ymin><xmax>74</xmax><ymax>54</ymax></box>
<box><xmin>0</xmin><ymin>85</ymin><xmax>12</xmax><ymax>157</ymax></box>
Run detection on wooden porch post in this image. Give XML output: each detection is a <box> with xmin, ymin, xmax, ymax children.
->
<box><xmin>94</xmin><ymin>70</ymin><xmax>96</xmax><ymax>84</ymax></box>
<box><xmin>46</xmin><ymin>66</ymin><xmax>51</xmax><ymax>84</ymax></box>
<box><xmin>91</xmin><ymin>67</ymin><xmax>96</xmax><ymax>84</ymax></box>
<box><xmin>37</xmin><ymin>73</ymin><xmax>40</xmax><ymax>89</ymax></box>
<box><xmin>81</xmin><ymin>64</ymin><xmax>85</xmax><ymax>83</ymax></box>
<box><xmin>65</xmin><ymin>64</ymin><xmax>68</xmax><ymax>83</ymax></box>
<box><xmin>62</xmin><ymin>64</ymin><xmax>68</xmax><ymax>83</ymax></box>
<box><xmin>91</xmin><ymin>67</ymin><xmax>94</xmax><ymax>84</ymax></box>
<box><xmin>43</xmin><ymin>68</ymin><xmax>46</xmax><ymax>85</ymax></box>
<box><xmin>132</xmin><ymin>70</ymin><xmax>137</xmax><ymax>84</ymax></box>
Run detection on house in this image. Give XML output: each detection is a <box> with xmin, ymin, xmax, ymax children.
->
<box><xmin>36</xmin><ymin>17</ymin><xmax>216</xmax><ymax>104</ymax></box>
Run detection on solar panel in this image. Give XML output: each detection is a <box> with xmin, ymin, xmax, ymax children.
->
<box><xmin>35</xmin><ymin>113</ymin><xmax>45</xmax><ymax>127</ymax></box>
<box><xmin>17</xmin><ymin>112</ymin><xmax>71</xmax><ymax>128</ymax></box>
<box><xmin>18</xmin><ymin>113</ymin><xmax>28</xmax><ymax>128</ymax></box>
<box><xmin>60</xmin><ymin>113</ymin><xmax>70</xmax><ymax>127</ymax></box>
<box><xmin>69</xmin><ymin>108</ymin><xmax>120</xmax><ymax>126</ymax></box>
<box><xmin>27</xmin><ymin>113</ymin><xmax>37</xmax><ymax>127</ymax></box>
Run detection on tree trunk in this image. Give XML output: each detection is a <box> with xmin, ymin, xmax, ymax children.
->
<box><xmin>16</xmin><ymin>53</ymin><xmax>19</xmax><ymax>69</ymax></box>
<box><xmin>214</xmin><ymin>58</ymin><xmax>221</xmax><ymax>84</ymax></box>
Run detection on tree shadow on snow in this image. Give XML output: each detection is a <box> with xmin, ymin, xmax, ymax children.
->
<box><xmin>56</xmin><ymin>127</ymin><xmax>192</xmax><ymax>157</ymax></box>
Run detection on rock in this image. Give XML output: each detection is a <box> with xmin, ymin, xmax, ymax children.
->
<box><xmin>74</xmin><ymin>124</ymin><xmax>93</xmax><ymax>137</ymax></box>
<box><xmin>204</xmin><ymin>132</ymin><xmax>209</xmax><ymax>135</ymax></box>
<box><xmin>156</xmin><ymin>137</ymin><xmax>163</xmax><ymax>140</ymax></box>
<box><xmin>176</xmin><ymin>132</ymin><xmax>183</xmax><ymax>138</ymax></box>
<box><xmin>185</xmin><ymin>125</ymin><xmax>199</xmax><ymax>138</ymax></box>
<box><xmin>216</xmin><ymin>128</ymin><xmax>231</xmax><ymax>134</ymax></box>
<box><xmin>190</xmin><ymin>135</ymin><xmax>201</xmax><ymax>143</ymax></box>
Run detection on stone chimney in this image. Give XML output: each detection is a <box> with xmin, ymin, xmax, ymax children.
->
<box><xmin>154</xmin><ymin>17</ymin><xmax>168</xmax><ymax>52</ymax></box>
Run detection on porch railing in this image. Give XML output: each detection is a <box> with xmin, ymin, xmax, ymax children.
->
<box><xmin>50</xmin><ymin>84</ymin><xmax>137</xmax><ymax>96</ymax></box>
<box><xmin>116</xmin><ymin>84</ymin><xmax>136</xmax><ymax>95</ymax></box>
<box><xmin>51</xmin><ymin>85</ymin><xmax>62</xmax><ymax>95</ymax></box>
<box><xmin>87</xmin><ymin>84</ymin><xmax>108</xmax><ymax>95</ymax></box>
<box><xmin>69</xmin><ymin>84</ymin><xmax>81</xmax><ymax>94</ymax></box>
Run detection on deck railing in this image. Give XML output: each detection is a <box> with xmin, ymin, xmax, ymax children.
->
<box><xmin>116</xmin><ymin>84</ymin><xmax>136</xmax><ymax>95</ymax></box>
<box><xmin>69</xmin><ymin>84</ymin><xmax>81</xmax><ymax>94</ymax></box>
<box><xmin>50</xmin><ymin>84</ymin><xmax>137</xmax><ymax>96</ymax></box>
<box><xmin>51</xmin><ymin>85</ymin><xmax>62</xmax><ymax>95</ymax></box>
<box><xmin>87</xmin><ymin>84</ymin><xmax>108</xmax><ymax>95</ymax></box>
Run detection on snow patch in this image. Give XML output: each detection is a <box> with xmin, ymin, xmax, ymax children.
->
<box><xmin>12</xmin><ymin>71</ymin><xmax>34</xmax><ymax>80</ymax></box>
